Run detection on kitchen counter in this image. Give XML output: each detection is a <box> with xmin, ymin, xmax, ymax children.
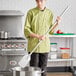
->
<box><xmin>49</xmin><ymin>33</ymin><xmax>76</xmax><ymax>37</ymax></box>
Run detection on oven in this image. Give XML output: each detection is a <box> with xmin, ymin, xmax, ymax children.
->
<box><xmin>0</xmin><ymin>37</ymin><xmax>27</xmax><ymax>76</ymax></box>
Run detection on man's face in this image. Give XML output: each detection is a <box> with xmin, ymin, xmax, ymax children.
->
<box><xmin>36</xmin><ymin>0</ymin><xmax>47</xmax><ymax>8</ymax></box>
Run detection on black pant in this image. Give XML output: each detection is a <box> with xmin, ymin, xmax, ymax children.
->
<box><xmin>30</xmin><ymin>53</ymin><xmax>48</xmax><ymax>76</ymax></box>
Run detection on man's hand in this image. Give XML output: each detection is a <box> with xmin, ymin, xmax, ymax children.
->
<box><xmin>29</xmin><ymin>33</ymin><xmax>46</xmax><ymax>40</ymax></box>
<box><xmin>56</xmin><ymin>16</ymin><xmax>61</xmax><ymax>25</ymax></box>
<box><xmin>38</xmin><ymin>35</ymin><xmax>46</xmax><ymax>40</ymax></box>
<box><xmin>50</xmin><ymin>16</ymin><xmax>61</xmax><ymax>33</ymax></box>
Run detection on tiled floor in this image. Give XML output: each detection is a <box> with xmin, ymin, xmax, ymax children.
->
<box><xmin>47</xmin><ymin>72</ymin><xmax>72</xmax><ymax>76</ymax></box>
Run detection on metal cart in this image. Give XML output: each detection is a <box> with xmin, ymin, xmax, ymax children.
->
<box><xmin>48</xmin><ymin>34</ymin><xmax>76</xmax><ymax>76</ymax></box>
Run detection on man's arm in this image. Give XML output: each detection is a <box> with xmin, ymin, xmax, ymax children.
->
<box><xmin>50</xmin><ymin>16</ymin><xmax>61</xmax><ymax>33</ymax></box>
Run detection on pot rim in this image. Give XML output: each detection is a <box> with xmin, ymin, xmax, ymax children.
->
<box><xmin>11</xmin><ymin>66</ymin><xmax>41</xmax><ymax>72</ymax></box>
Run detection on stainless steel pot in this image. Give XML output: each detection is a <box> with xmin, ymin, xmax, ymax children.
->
<box><xmin>10</xmin><ymin>66</ymin><xmax>43</xmax><ymax>76</ymax></box>
<box><xmin>0</xmin><ymin>31</ymin><xmax>9</xmax><ymax>38</ymax></box>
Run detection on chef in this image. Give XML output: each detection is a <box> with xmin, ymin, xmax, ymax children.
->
<box><xmin>24</xmin><ymin>0</ymin><xmax>61</xmax><ymax>76</ymax></box>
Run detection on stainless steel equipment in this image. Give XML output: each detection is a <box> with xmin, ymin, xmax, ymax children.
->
<box><xmin>0</xmin><ymin>10</ymin><xmax>26</xmax><ymax>76</ymax></box>
<box><xmin>10</xmin><ymin>66</ymin><xmax>42</xmax><ymax>76</ymax></box>
<box><xmin>0</xmin><ymin>31</ymin><xmax>9</xmax><ymax>38</ymax></box>
<box><xmin>0</xmin><ymin>10</ymin><xmax>24</xmax><ymax>37</ymax></box>
<box><xmin>0</xmin><ymin>37</ymin><xmax>27</xmax><ymax>76</ymax></box>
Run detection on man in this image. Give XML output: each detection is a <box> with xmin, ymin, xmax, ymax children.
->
<box><xmin>24</xmin><ymin>0</ymin><xmax>60</xmax><ymax>76</ymax></box>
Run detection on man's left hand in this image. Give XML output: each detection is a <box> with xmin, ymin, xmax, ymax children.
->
<box><xmin>56</xmin><ymin>16</ymin><xmax>61</xmax><ymax>25</ymax></box>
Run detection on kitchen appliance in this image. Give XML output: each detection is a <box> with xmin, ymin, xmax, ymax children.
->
<box><xmin>0</xmin><ymin>37</ymin><xmax>27</xmax><ymax>76</ymax></box>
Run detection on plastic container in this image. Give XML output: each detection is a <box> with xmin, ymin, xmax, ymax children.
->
<box><xmin>48</xmin><ymin>43</ymin><xmax>58</xmax><ymax>59</ymax></box>
<box><xmin>50</xmin><ymin>43</ymin><xmax>57</xmax><ymax>52</ymax></box>
<box><xmin>60</xmin><ymin>48</ymin><xmax>70</xmax><ymax>59</ymax></box>
<box><xmin>50</xmin><ymin>53</ymin><xmax>57</xmax><ymax>59</ymax></box>
<box><xmin>48</xmin><ymin>52</ymin><xmax>57</xmax><ymax>59</ymax></box>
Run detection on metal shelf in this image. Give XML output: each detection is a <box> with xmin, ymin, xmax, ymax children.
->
<box><xmin>49</xmin><ymin>35</ymin><xmax>76</xmax><ymax>38</ymax></box>
<box><xmin>0</xmin><ymin>10</ymin><xmax>24</xmax><ymax>16</ymax></box>
<box><xmin>48</xmin><ymin>58</ymin><xmax>76</xmax><ymax>62</ymax></box>
<box><xmin>48</xmin><ymin>34</ymin><xmax>76</xmax><ymax>75</ymax></box>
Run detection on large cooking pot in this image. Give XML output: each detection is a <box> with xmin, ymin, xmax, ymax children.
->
<box><xmin>10</xmin><ymin>66</ymin><xmax>43</xmax><ymax>76</ymax></box>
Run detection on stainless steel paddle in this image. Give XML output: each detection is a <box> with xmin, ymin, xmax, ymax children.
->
<box><xmin>18</xmin><ymin>5</ymin><xmax>70</xmax><ymax>68</ymax></box>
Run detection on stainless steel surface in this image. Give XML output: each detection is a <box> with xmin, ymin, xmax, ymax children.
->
<box><xmin>0</xmin><ymin>10</ymin><xmax>24</xmax><ymax>16</ymax></box>
<box><xmin>0</xmin><ymin>37</ymin><xmax>27</xmax><ymax>50</ymax></box>
<box><xmin>0</xmin><ymin>31</ymin><xmax>4</xmax><ymax>38</ymax></box>
<box><xmin>0</xmin><ymin>10</ymin><xmax>25</xmax><ymax>76</ymax></box>
<box><xmin>11</xmin><ymin>67</ymin><xmax>41</xmax><ymax>76</ymax></box>
<box><xmin>0</xmin><ymin>16</ymin><xmax>23</xmax><ymax>37</ymax></box>
<box><xmin>0</xmin><ymin>10</ymin><xmax>24</xmax><ymax>37</ymax></box>
<box><xmin>0</xmin><ymin>54</ymin><xmax>28</xmax><ymax>71</ymax></box>
<box><xmin>0</xmin><ymin>55</ymin><xmax>8</xmax><ymax>71</ymax></box>
<box><xmin>11</xmin><ymin>67</ymin><xmax>41</xmax><ymax>71</ymax></box>
<box><xmin>0</xmin><ymin>71</ymin><xmax>13</xmax><ymax>76</ymax></box>
<box><xmin>0</xmin><ymin>38</ymin><xmax>27</xmax><ymax>72</ymax></box>
<box><xmin>0</xmin><ymin>31</ymin><xmax>9</xmax><ymax>38</ymax></box>
<box><xmin>1</xmin><ymin>50</ymin><xmax>27</xmax><ymax>56</ymax></box>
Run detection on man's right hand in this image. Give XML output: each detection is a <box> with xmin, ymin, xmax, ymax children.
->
<box><xmin>38</xmin><ymin>35</ymin><xmax>46</xmax><ymax>40</ymax></box>
<box><xmin>29</xmin><ymin>33</ymin><xmax>46</xmax><ymax>40</ymax></box>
